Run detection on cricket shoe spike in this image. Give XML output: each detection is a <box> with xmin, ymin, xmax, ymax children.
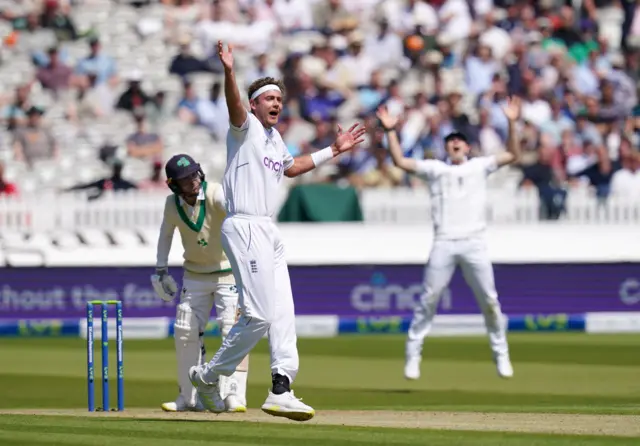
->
<box><xmin>261</xmin><ymin>390</ymin><xmax>315</xmax><ymax>422</ymax></box>
<box><xmin>404</xmin><ymin>356</ymin><xmax>421</xmax><ymax>380</ymax></box>
<box><xmin>188</xmin><ymin>366</ymin><xmax>226</xmax><ymax>413</ymax></box>
<box><xmin>496</xmin><ymin>354</ymin><xmax>514</xmax><ymax>379</ymax></box>
<box><xmin>161</xmin><ymin>394</ymin><xmax>205</xmax><ymax>412</ymax></box>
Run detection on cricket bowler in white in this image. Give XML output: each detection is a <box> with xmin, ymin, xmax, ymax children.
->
<box><xmin>376</xmin><ymin>96</ymin><xmax>523</xmax><ymax>381</ymax></box>
<box><xmin>152</xmin><ymin>153</ymin><xmax>249</xmax><ymax>413</ymax></box>
<box><xmin>188</xmin><ymin>41</ymin><xmax>366</xmax><ymax>421</ymax></box>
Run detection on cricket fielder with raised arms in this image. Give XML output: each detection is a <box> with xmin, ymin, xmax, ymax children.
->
<box><xmin>188</xmin><ymin>41</ymin><xmax>366</xmax><ymax>421</ymax></box>
<box><xmin>152</xmin><ymin>153</ymin><xmax>248</xmax><ymax>413</ymax></box>
<box><xmin>376</xmin><ymin>96</ymin><xmax>522</xmax><ymax>380</ymax></box>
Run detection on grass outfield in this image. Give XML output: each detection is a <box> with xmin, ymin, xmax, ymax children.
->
<box><xmin>0</xmin><ymin>334</ymin><xmax>639</xmax><ymax>445</ymax></box>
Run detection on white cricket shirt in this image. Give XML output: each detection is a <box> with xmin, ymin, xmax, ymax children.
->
<box><xmin>223</xmin><ymin>113</ymin><xmax>294</xmax><ymax>218</ymax></box>
<box><xmin>415</xmin><ymin>156</ymin><xmax>498</xmax><ymax>240</ymax></box>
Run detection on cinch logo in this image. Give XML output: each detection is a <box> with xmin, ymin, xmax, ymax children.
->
<box><xmin>620</xmin><ymin>278</ymin><xmax>640</xmax><ymax>305</ymax></box>
<box><xmin>350</xmin><ymin>272</ymin><xmax>452</xmax><ymax>312</ymax></box>
<box><xmin>263</xmin><ymin>157</ymin><xmax>282</xmax><ymax>173</ymax></box>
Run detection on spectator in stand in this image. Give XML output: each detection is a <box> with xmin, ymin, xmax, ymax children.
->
<box><xmin>477</xmin><ymin>106</ymin><xmax>505</xmax><ymax>156</ymax></box>
<box><xmin>0</xmin><ymin>162</ymin><xmax>18</xmax><ymax>196</ymax></box>
<box><xmin>1</xmin><ymin>84</ymin><xmax>32</xmax><ymax>131</ymax></box>
<box><xmin>137</xmin><ymin>159</ymin><xmax>166</xmax><ymax>190</ymax></box>
<box><xmin>313</xmin><ymin>0</ymin><xmax>353</xmax><ymax>34</ymax></box>
<box><xmin>332</xmin><ymin>31</ymin><xmax>376</xmax><ymax>89</ymax></box>
<box><xmin>465</xmin><ymin>42</ymin><xmax>500</xmax><ymax>96</ymax></box>
<box><xmin>40</xmin><ymin>0</ymin><xmax>78</xmax><ymax>41</ymax></box>
<box><xmin>610</xmin><ymin>137</ymin><xmax>640</xmax><ymax>196</ymax></box>
<box><xmin>66</xmin><ymin>159</ymin><xmax>138</xmax><ymax>201</ymax></box>
<box><xmin>299</xmin><ymin>77</ymin><xmax>346</xmax><ymax>123</ymax></box>
<box><xmin>145</xmin><ymin>91</ymin><xmax>169</xmax><ymax>132</ymax></box>
<box><xmin>363</xmin><ymin>18</ymin><xmax>410</xmax><ymax>72</ymax></box>
<box><xmin>521</xmin><ymin>80</ymin><xmax>553</xmax><ymax>127</ymax></box>
<box><xmin>126</xmin><ymin>112</ymin><xmax>164</xmax><ymax>160</ymax></box>
<box><xmin>163</xmin><ymin>0</ymin><xmax>202</xmax><ymax>46</ymax></box>
<box><xmin>176</xmin><ymin>78</ymin><xmax>201</xmax><ymax>124</ymax></box>
<box><xmin>447</xmin><ymin>89</ymin><xmax>477</xmax><ymax>143</ymax></box>
<box><xmin>13</xmin><ymin>106</ymin><xmax>59</xmax><ymax>168</ymax></box>
<box><xmin>116</xmin><ymin>70</ymin><xmax>151</xmax><ymax>115</ymax></box>
<box><xmin>196</xmin><ymin>81</ymin><xmax>229</xmax><ymax>141</ymax></box>
<box><xmin>75</xmin><ymin>37</ymin><xmax>117</xmax><ymax>86</ymax></box>
<box><xmin>169</xmin><ymin>34</ymin><xmax>211</xmax><ymax>78</ymax></box>
<box><xmin>71</xmin><ymin>70</ymin><xmax>116</xmax><ymax>122</ymax></box>
<box><xmin>245</xmin><ymin>52</ymin><xmax>281</xmax><ymax>85</ymax></box>
<box><xmin>0</xmin><ymin>0</ymin><xmax>637</xmax><ymax>206</ymax></box>
<box><xmin>36</xmin><ymin>47</ymin><xmax>74</xmax><ymax>97</ymax></box>
<box><xmin>570</xmin><ymin>140</ymin><xmax>617</xmax><ymax>200</ymax></box>
<box><xmin>359</xmin><ymin>145</ymin><xmax>404</xmax><ymax>188</ymax></box>
<box><xmin>519</xmin><ymin>136</ymin><xmax>568</xmax><ymax>220</ymax></box>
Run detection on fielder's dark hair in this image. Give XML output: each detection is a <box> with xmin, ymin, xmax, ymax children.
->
<box><xmin>247</xmin><ymin>77</ymin><xmax>286</xmax><ymax>102</ymax></box>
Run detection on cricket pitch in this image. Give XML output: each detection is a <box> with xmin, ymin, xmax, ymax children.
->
<box><xmin>1</xmin><ymin>409</ymin><xmax>638</xmax><ymax>437</ymax></box>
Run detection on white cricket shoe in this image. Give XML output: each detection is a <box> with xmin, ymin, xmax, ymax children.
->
<box><xmin>496</xmin><ymin>354</ymin><xmax>514</xmax><ymax>379</ymax></box>
<box><xmin>225</xmin><ymin>394</ymin><xmax>247</xmax><ymax>413</ymax></box>
<box><xmin>188</xmin><ymin>366</ymin><xmax>226</xmax><ymax>413</ymax></box>
<box><xmin>261</xmin><ymin>390</ymin><xmax>315</xmax><ymax>422</ymax></box>
<box><xmin>160</xmin><ymin>394</ymin><xmax>205</xmax><ymax>412</ymax></box>
<box><xmin>404</xmin><ymin>356</ymin><xmax>421</xmax><ymax>380</ymax></box>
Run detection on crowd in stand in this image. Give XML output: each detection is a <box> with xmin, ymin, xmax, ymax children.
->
<box><xmin>0</xmin><ymin>0</ymin><xmax>638</xmax><ymax>216</ymax></box>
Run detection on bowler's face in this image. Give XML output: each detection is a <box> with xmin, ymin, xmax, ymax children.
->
<box><xmin>251</xmin><ymin>90</ymin><xmax>283</xmax><ymax>128</ymax></box>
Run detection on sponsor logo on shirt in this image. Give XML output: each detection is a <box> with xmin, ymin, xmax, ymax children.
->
<box><xmin>263</xmin><ymin>157</ymin><xmax>282</xmax><ymax>173</ymax></box>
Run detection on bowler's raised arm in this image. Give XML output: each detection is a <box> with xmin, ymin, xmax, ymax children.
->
<box><xmin>218</xmin><ymin>41</ymin><xmax>248</xmax><ymax>128</ymax></box>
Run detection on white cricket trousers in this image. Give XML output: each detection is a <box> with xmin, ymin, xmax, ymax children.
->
<box><xmin>202</xmin><ymin>214</ymin><xmax>299</xmax><ymax>383</ymax></box>
<box><xmin>174</xmin><ymin>274</ymin><xmax>244</xmax><ymax>406</ymax></box>
<box><xmin>406</xmin><ymin>236</ymin><xmax>509</xmax><ymax>359</ymax></box>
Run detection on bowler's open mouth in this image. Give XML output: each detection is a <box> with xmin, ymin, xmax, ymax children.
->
<box><xmin>269</xmin><ymin>111</ymin><xmax>279</xmax><ymax>117</ymax></box>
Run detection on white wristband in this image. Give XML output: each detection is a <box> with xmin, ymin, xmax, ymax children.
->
<box><xmin>310</xmin><ymin>146</ymin><xmax>334</xmax><ymax>167</ymax></box>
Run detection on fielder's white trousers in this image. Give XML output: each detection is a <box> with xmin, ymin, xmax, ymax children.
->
<box><xmin>406</xmin><ymin>236</ymin><xmax>509</xmax><ymax>359</ymax></box>
<box><xmin>202</xmin><ymin>215</ymin><xmax>299</xmax><ymax>383</ymax></box>
<box><xmin>175</xmin><ymin>274</ymin><xmax>245</xmax><ymax>406</ymax></box>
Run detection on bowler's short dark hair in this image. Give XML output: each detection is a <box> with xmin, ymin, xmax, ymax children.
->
<box><xmin>247</xmin><ymin>77</ymin><xmax>286</xmax><ymax>102</ymax></box>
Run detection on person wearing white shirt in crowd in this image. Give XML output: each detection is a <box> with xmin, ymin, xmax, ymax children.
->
<box><xmin>403</xmin><ymin>0</ymin><xmax>439</xmax><ymax>34</ymax></box>
<box><xmin>521</xmin><ymin>80</ymin><xmax>552</xmax><ymax>128</ymax></box>
<box><xmin>188</xmin><ymin>41</ymin><xmax>366</xmax><ymax>421</ymax></box>
<box><xmin>260</xmin><ymin>0</ymin><xmax>314</xmax><ymax>32</ymax></box>
<box><xmin>363</xmin><ymin>18</ymin><xmax>411</xmax><ymax>72</ymax></box>
<box><xmin>194</xmin><ymin>7</ymin><xmax>277</xmax><ymax>58</ymax></box>
<box><xmin>152</xmin><ymin>154</ymin><xmax>249</xmax><ymax>414</ymax></box>
<box><xmin>478</xmin><ymin>9</ymin><xmax>512</xmax><ymax>61</ymax></box>
<box><xmin>375</xmin><ymin>96</ymin><xmax>523</xmax><ymax>381</ymax></box>
<box><xmin>439</xmin><ymin>0</ymin><xmax>473</xmax><ymax>43</ymax></box>
<box><xmin>610</xmin><ymin>138</ymin><xmax>640</xmax><ymax>197</ymax></box>
<box><xmin>196</xmin><ymin>82</ymin><xmax>230</xmax><ymax>141</ymax></box>
<box><xmin>333</xmin><ymin>31</ymin><xmax>376</xmax><ymax>88</ymax></box>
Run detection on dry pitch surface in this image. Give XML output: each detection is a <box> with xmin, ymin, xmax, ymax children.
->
<box><xmin>1</xmin><ymin>409</ymin><xmax>638</xmax><ymax>438</ymax></box>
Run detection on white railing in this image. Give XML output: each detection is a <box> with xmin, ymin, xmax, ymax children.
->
<box><xmin>0</xmin><ymin>190</ymin><xmax>167</xmax><ymax>232</ymax></box>
<box><xmin>1</xmin><ymin>187</ymin><xmax>639</xmax><ymax>232</ymax></box>
<box><xmin>360</xmin><ymin>188</ymin><xmax>640</xmax><ymax>225</ymax></box>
